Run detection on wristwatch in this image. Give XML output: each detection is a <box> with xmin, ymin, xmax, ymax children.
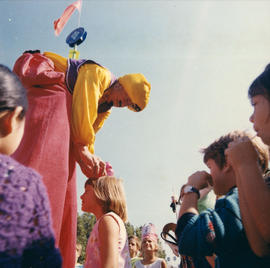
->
<box><xmin>183</xmin><ymin>185</ymin><xmax>200</xmax><ymax>199</ymax></box>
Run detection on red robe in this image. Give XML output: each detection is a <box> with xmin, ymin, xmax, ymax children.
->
<box><xmin>13</xmin><ymin>53</ymin><xmax>76</xmax><ymax>268</ymax></box>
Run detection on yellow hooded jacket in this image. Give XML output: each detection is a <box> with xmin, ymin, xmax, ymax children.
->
<box><xmin>44</xmin><ymin>52</ymin><xmax>112</xmax><ymax>154</ymax></box>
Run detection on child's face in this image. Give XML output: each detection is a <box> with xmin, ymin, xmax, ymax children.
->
<box><xmin>142</xmin><ymin>238</ymin><xmax>157</xmax><ymax>253</ymax></box>
<box><xmin>250</xmin><ymin>95</ymin><xmax>270</xmax><ymax>145</ymax></box>
<box><xmin>80</xmin><ymin>184</ymin><xmax>98</xmax><ymax>213</ymax></box>
<box><xmin>128</xmin><ymin>238</ymin><xmax>139</xmax><ymax>255</ymax></box>
<box><xmin>206</xmin><ymin>159</ymin><xmax>228</xmax><ymax>195</ymax></box>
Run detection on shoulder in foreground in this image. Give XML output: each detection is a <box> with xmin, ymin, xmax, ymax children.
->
<box><xmin>99</xmin><ymin>213</ymin><xmax>119</xmax><ymax>232</ymax></box>
<box><xmin>0</xmin><ymin>154</ymin><xmax>41</xmax><ymax>182</ymax></box>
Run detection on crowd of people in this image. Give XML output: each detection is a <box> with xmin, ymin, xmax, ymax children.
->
<box><xmin>1</xmin><ymin>48</ymin><xmax>270</xmax><ymax>268</ymax></box>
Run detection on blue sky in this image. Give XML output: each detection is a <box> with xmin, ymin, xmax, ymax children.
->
<box><xmin>1</xmin><ymin>0</ymin><xmax>270</xmax><ymax>260</ymax></box>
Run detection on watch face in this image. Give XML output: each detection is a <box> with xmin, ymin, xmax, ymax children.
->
<box><xmin>184</xmin><ymin>185</ymin><xmax>193</xmax><ymax>193</ymax></box>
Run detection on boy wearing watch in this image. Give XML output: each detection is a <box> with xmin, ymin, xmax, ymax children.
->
<box><xmin>176</xmin><ymin>131</ymin><xmax>269</xmax><ymax>268</ymax></box>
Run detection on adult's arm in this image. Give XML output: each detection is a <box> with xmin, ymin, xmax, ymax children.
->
<box><xmin>98</xmin><ymin>215</ymin><xmax>119</xmax><ymax>268</ymax></box>
<box><xmin>72</xmin><ymin>143</ymin><xmax>107</xmax><ymax>178</ymax></box>
<box><xmin>71</xmin><ymin>64</ymin><xmax>112</xmax><ymax>154</ymax></box>
<box><xmin>71</xmin><ymin>64</ymin><xmax>113</xmax><ymax>177</ymax></box>
<box><xmin>226</xmin><ymin>139</ymin><xmax>270</xmax><ymax>256</ymax></box>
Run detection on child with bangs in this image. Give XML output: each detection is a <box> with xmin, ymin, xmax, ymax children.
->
<box><xmin>80</xmin><ymin>176</ymin><xmax>131</xmax><ymax>268</ymax></box>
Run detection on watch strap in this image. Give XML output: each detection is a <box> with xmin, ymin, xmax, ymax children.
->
<box><xmin>184</xmin><ymin>185</ymin><xmax>200</xmax><ymax>199</ymax></box>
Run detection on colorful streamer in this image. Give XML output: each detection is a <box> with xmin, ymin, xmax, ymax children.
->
<box><xmin>54</xmin><ymin>0</ymin><xmax>82</xmax><ymax>36</ymax></box>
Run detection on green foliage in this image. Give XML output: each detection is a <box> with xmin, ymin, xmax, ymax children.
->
<box><xmin>76</xmin><ymin>212</ymin><xmax>96</xmax><ymax>264</ymax></box>
<box><xmin>125</xmin><ymin>222</ymin><xmax>142</xmax><ymax>239</ymax></box>
<box><xmin>157</xmin><ymin>240</ymin><xmax>166</xmax><ymax>259</ymax></box>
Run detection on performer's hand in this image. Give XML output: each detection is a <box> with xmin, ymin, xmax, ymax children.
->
<box><xmin>73</xmin><ymin>144</ymin><xmax>106</xmax><ymax>178</ymax></box>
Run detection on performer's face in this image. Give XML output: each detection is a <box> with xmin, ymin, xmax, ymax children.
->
<box><xmin>100</xmin><ymin>82</ymin><xmax>132</xmax><ymax>108</ymax></box>
<box><xmin>111</xmin><ymin>82</ymin><xmax>132</xmax><ymax>107</ymax></box>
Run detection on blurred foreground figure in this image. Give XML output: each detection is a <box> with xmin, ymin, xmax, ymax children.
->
<box><xmin>0</xmin><ymin>64</ymin><xmax>61</xmax><ymax>267</ymax></box>
<box><xmin>226</xmin><ymin>64</ymin><xmax>270</xmax><ymax>258</ymax></box>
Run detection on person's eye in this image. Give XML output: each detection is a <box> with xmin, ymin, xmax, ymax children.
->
<box><xmin>251</xmin><ymin>101</ymin><xmax>257</xmax><ymax>107</ymax></box>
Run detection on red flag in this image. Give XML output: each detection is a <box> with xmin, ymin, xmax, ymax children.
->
<box><xmin>54</xmin><ymin>0</ymin><xmax>82</xmax><ymax>36</ymax></box>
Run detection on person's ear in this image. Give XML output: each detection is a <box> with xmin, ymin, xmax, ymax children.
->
<box><xmin>0</xmin><ymin>111</ymin><xmax>13</xmax><ymax>136</ymax></box>
<box><xmin>11</xmin><ymin>106</ymin><xmax>24</xmax><ymax>127</ymax></box>
<box><xmin>0</xmin><ymin>106</ymin><xmax>23</xmax><ymax>136</ymax></box>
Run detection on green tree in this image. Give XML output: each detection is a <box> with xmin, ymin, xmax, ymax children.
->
<box><xmin>125</xmin><ymin>221</ymin><xmax>135</xmax><ymax>236</ymax></box>
<box><xmin>77</xmin><ymin>212</ymin><xmax>96</xmax><ymax>263</ymax></box>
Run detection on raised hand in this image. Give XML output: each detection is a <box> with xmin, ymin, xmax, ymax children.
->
<box><xmin>187</xmin><ymin>171</ymin><xmax>212</xmax><ymax>190</ymax></box>
<box><xmin>225</xmin><ymin>136</ymin><xmax>259</xmax><ymax>170</ymax></box>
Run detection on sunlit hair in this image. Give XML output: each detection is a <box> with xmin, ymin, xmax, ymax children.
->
<box><xmin>248</xmin><ymin>64</ymin><xmax>270</xmax><ymax>101</ymax></box>
<box><xmin>201</xmin><ymin>130</ymin><xmax>269</xmax><ymax>173</ymax></box>
<box><xmin>85</xmin><ymin>176</ymin><xmax>128</xmax><ymax>222</ymax></box>
<box><xmin>128</xmin><ymin>235</ymin><xmax>141</xmax><ymax>252</ymax></box>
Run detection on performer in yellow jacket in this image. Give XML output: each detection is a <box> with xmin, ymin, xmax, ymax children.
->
<box><xmin>13</xmin><ymin>50</ymin><xmax>151</xmax><ymax>268</ymax></box>
<box><xmin>45</xmin><ymin>51</ymin><xmax>151</xmax><ymax>177</ymax></box>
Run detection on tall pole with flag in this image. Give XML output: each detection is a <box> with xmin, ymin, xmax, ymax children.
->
<box><xmin>53</xmin><ymin>0</ymin><xmax>87</xmax><ymax>59</ymax></box>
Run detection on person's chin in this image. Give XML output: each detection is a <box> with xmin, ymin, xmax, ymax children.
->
<box><xmin>261</xmin><ymin>135</ymin><xmax>270</xmax><ymax>146</ymax></box>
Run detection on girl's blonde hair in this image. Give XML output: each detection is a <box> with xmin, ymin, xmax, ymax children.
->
<box><xmin>85</xmin><ymin>176</ymin><xmax>128</xmax><ymax>222</ymax></box>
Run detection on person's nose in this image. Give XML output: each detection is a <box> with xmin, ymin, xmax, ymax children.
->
<box><xmin>249</xmin><ymin>112</ymin><xmax>254</xmax><ymax>123</ymax></box>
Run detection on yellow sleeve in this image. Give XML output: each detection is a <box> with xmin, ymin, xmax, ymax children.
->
<box><xmin>93</xmin><ymin>109</ymin><xmax>111</xmax><ymax>133</ymax></box>
<box><xmin>43</xmin><ymin>51</ymin><xmax>68</xmax><ymax>72</ymax></box>
<box><xmin>71</xmin><ymin>64</ymin><xmax>112</xmax><ymax>154</ymax></box>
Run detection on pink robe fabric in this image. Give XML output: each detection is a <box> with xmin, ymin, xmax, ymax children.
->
<box><xmin>13</xmin><ymin>53</ymin><xmax>77</xmax><ymax>268</ymax></box>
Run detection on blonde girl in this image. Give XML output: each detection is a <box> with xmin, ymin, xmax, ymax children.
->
<box><xmin>81</xmin><ymin>176</ymin><xmax>131</xmax><ymax>268</ymax></box>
